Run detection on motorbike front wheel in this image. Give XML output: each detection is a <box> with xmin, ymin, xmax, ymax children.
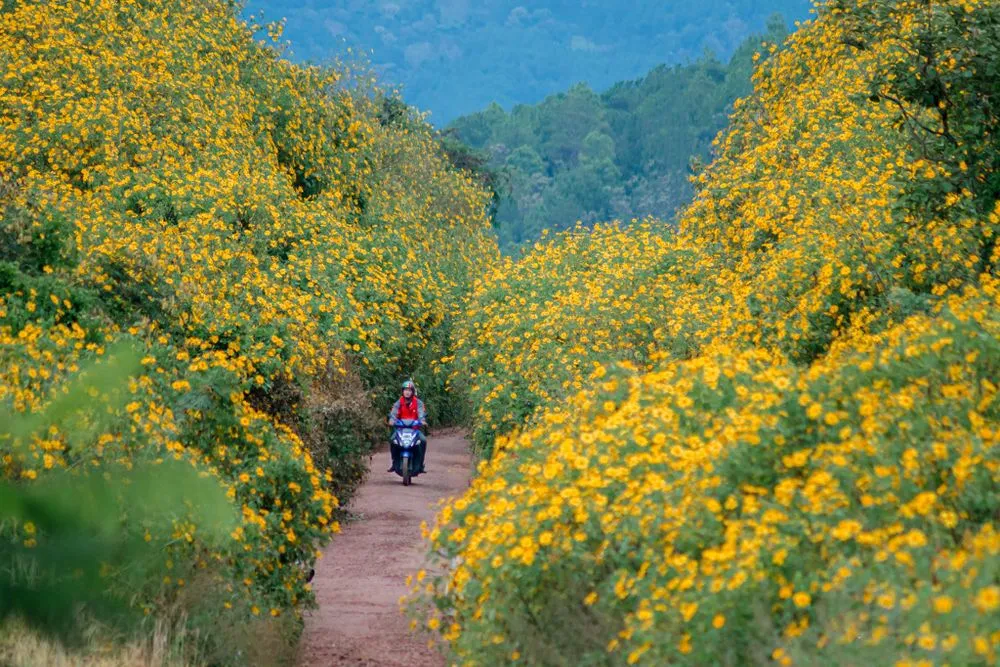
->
<box><xmin>402</xmin><ymin>456</ymin><xmax>411</xmax><ymax>486</ymax></box>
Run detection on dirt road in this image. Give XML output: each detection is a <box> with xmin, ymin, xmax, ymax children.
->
<box><xmin>298</xmin><ymin>429</ymin><xmax>470</xmax><ymax>667</ymax></box>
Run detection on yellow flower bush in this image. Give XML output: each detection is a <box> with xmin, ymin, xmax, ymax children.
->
<box><xmin>450</xmin><ymin>220</ymin><xmax>685</xmax><ymax>454</ymax></box>
<box><xmin>418</xmin><ymin>0</ymin><xmax>1000</xmax><ymax>663</ymax></box>
<box><xmin>0</xmin><ymin>0</ymin><xmax>494</xmax><ymax>654</ymax></box>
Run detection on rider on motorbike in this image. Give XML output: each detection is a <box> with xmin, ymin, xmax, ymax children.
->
<box><xmin>387</xmin><ymin>379</ymin><xmax>427</xmax><ymax>474</ymax></box>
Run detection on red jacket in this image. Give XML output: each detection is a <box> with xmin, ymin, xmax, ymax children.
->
<box><xmin>391</xmin><ymin>396</ymin><xmax>425</xmax><ymax>421</ymax></box>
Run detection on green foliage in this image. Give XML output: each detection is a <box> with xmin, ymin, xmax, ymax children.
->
<box><xmin>841</xmin><ymin>0</ymin><xmax>1000</xmax><ymax>277</ymax></box>
<box><xmin>0</xmin><ymin>343</ymin><xmax>236</xmax><ymax>645</ymax></box>
<box><xmin>449</xmin><ymin>18</ymin><xmax>791</xmax><ymax>251</ymax></box>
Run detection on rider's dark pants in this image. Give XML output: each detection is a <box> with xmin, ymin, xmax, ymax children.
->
<box><xmin>391</xmin><ymin>433</ymin><xmax>427</xmax><ymax>473</ymax></box>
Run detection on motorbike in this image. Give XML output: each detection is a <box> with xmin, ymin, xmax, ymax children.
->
<box><xmin>390</xmin><ymin>418</ymin><xmax>425</xmax><ymax>486</ymax></box>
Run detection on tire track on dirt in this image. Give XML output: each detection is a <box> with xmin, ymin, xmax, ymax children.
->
<box><xmin>298</xmin><ymin>429</ymin><xmax>470</xmax><ymax>666</ymax></box>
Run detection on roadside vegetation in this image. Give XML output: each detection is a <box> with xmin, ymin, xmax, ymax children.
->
<box><xmin>0</xmin><ymin>1</ymin><xmax>495</xmax><ymax>663</ymax></box>
<box><xmin>414</xmin><ymin>0</ymin><xmax>1000</xmax><ymax>663</ymax></box>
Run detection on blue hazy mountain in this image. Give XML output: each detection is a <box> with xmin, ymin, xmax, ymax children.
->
<box><xmin>244</xmin><ymin>0</ymin><xmax>812</xmax><ymax>124</ymax></box>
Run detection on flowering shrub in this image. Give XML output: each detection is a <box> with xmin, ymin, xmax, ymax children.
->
<box><xmin>417</xmin><ymin>0</ymin><xmax>1000</xmax><ymax>663</ymax></box>
<box><xmin>0</xmin><ymin>0</ymin><xmax>494</xmax><ymax>657</ymax></box>
<box><xmin>449</xmin><ymin>220</ymin><xmax>684</xmax><ymax>456</ymax></box>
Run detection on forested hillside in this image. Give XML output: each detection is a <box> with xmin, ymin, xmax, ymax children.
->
<box><xmin>414</xmin><ymin>0</ymin><xmax>1000</xmax><ymax>663</ymax></box>
<box><xmin>449</xmin><ymin>16</ymin><xmax>789</xmax><ymax>249</ymax></box>
<box><xmin>244</xmin><ymin>0</ymin><xmax>811</xmax><ymax>122</ymax></box>
<box><xmin>0</xmin><ymin>1</ymin><xmax>494</xmax><ymax>663</ymax></box>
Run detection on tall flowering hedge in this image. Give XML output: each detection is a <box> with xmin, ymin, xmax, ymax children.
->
<box><xmin>0</xmin><ymin>0</ymin><xmax>495</xmax><ymax>652</ymax></box>
<box><xmin>417</xmin><ymin>0</ymin><xmax>1000</xmax><ymax>663</ymax></box>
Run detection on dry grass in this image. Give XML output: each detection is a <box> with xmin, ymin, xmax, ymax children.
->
<box><xmin>0</xmin><ymin>619</ymin><xmax>200</xmax><ymax>667</ymax></box>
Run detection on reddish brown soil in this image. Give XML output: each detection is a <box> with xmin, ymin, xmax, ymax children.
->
<box><xmin>298</xmin><ymin>429</ymin><xmax>470</xmax><ymax>667</ymax></box>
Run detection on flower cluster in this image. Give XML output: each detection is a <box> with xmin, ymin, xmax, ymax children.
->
<box><xmin>0</xmin><ymin>0</ymin><xmax>494</xmax><ymax>632</ymax></box>
<box><xmin>417</xmin><ymin>0</ymin><xmax>1000</xmax><ymax>663</ymax></box>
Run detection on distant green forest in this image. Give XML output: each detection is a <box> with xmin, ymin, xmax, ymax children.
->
<box><xmin>447</xmin><ymin>16</ymin><xmax>790</xmax><ymax>250</ymax></box>
<box><xmin>243</xmin><ymin>1</ymin><xmax>811</xmax><ymax>122</ymax></box>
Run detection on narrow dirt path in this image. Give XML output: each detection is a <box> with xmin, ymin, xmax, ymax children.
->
<box><xmin>298</xmin><ymin>429</ymin><xmax>470</xmax><ymax>667</ymax></box>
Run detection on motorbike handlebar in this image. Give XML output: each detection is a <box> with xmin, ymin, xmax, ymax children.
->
<box><xmin>391</xmin><ymin>419</ymin><xmax>425</xmax><ymax>428</ymax></box>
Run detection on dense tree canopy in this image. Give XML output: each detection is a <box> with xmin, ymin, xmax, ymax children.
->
<box><xmin>448</xmin><ymin>16</ymin><xmax>790</xmax><ymax>250</ymax></box>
